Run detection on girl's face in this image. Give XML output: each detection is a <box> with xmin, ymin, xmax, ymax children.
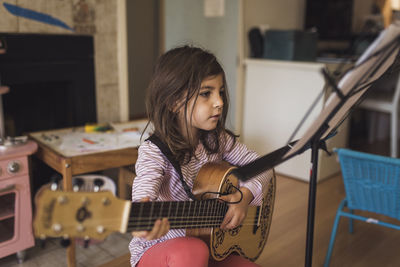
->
<box><xmin>179</xmin><ymin>74</ymin><xmax>225</xmax><ymax>138</ymax></box>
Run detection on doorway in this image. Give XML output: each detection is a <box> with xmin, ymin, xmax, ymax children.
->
<box><xmin>126</xmin><ymin>0</ymin><xmax>162</xmax><ymax>119</ymax></box>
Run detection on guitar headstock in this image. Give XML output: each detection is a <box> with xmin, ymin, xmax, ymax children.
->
<box><xmin>33</xmin><ymin>185</ymin><xmax>131</xmax><ymax>241</ymax></box>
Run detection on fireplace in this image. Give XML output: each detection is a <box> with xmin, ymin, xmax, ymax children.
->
<box><xmin>0</xmin><ymin>33</ymin><xmax>97</xmax><ymax>192</ymax></box>
<box><xmin>0</xmin><ymin>33</ymin><xmax>97</xmax><ymax>137</ymax></box>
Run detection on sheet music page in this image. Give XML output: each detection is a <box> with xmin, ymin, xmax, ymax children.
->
<box><xmin>284</xmin><ymin>22</ymin><xmax>400</xmax><ymax>158</ymax></box>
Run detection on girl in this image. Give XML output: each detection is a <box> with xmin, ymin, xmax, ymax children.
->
<box><xmin>130</xmin><ymin>45</ymin><xmax>273</xmax><ymax>267</ymax></box>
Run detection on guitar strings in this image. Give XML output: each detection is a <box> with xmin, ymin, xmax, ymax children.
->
<box><xmin>127</xmin><ymin>216</ymin><xmax>259</xmax><ymax>224</ymax></box>
<box><xmin>53</xmin><ymin>221</ymin><xmax>262</xmax><ymax>236</ymax></box>
<box><xmin>126</xmin><ymin>218</ymin><xmax>263</xmax><ymax>228</ymax></box>
<box><xmin>125</xmin><ymin>198</ymin><xmax>263</xmax><ymax>230</ymax></box>
<box><xmin>127</xmin><ymin>217</ymin><xmax>260</xmax><ymax>224</ymax></box>
<box><xmin>126</xmin><ymin>218</ymin><xmax>261</xmax><ymax>231</ymax></box>
<box><xmin>53</xmin><ymin>218</ymin><xmax>262</xmax><ymax>231</ymax></box>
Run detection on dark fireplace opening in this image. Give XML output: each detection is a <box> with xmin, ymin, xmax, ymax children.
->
<box><xmin>4</xmin><ymin>81</ymin><xmax>74</xmax><ymax>136</ymax></box>
<box><xmin>0</xmin><ymin>33</ymin><xmax>97</xmax><ymax>192</ymax></box>
<box><xmin>0</xmin><ymin>33</ymin><xmax>97</xmax><ymax>137</ymax></box>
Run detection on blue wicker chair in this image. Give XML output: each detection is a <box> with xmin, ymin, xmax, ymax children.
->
<box><xmin>324</xmin><ymin>148</ymin><xmax>400</xmax><ymax>267</ymax></box>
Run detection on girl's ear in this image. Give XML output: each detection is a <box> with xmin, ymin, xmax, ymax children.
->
<box><xmin>171</xmin><ymin>102</ymin><xmax>180</xmax><ymax>113</ymax></box>
<box><xmin>172</xmin><ymin>98</ymin><xmax>185</xmax><ymax>114</ymax></box>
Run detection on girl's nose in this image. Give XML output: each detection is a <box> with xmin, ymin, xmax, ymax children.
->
<box><xmin>213</xmin><ymin>95</ymin><xmax>223</xmax><ymax>109</ymax></box>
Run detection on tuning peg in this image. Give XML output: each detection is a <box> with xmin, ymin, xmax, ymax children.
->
<box><xmin>50</xmin><ymin>173</ymin><xmax>62</xmax><ymax>191</ymax></box>
<box><xmin>84</xmin><ymin>236</ymin><xmax>90</xmax><ymax>248</ymax></box>
<box><xmin>93</xmin><ymin>178</ymin><xmax>104</xmax><ymax>192</ymax></box>
<box><xmin>72</xmin><ymin>177</ymin><xmax>84</xmax><ymax>192</ymax></box>
<box><xmin>60</xmin><ymin>237</ymin><xmax>71</xmax><ymax>248</ymax></box>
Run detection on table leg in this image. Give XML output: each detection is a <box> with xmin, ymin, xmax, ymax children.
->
<box><xmin>61</xmin><ymin>159</ymin><xmax>76</xmax><ymax>267</ymax></box>
<box><xmin>66</xmin><ymin>244</ymin><xmax>76</xmax><ymax>267</ymax></box>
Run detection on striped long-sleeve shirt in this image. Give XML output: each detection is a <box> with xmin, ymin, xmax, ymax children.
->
<box><xmin>129</xmin><ymin>132</ymin><xmax>273</xmax><ymax>266</ymax></box>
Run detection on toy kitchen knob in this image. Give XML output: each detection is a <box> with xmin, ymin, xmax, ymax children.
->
<box><xmin>8</xmin><ymin>161</ymin><xmax>20</xmax><ymax>173</ymax></box>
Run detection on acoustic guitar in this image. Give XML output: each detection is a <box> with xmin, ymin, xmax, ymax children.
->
<box><xmin>33</xmin><ymin>162</ymin><xmax>275</xmax><ymax>262</ymax></box>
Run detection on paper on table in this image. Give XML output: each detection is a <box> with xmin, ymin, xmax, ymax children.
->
<box><xmin>58</xmin><ymin>131</ymin><xmax>149</xmax><ymax>155</ymax></box>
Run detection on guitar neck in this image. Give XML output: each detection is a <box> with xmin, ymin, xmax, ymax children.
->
<box><xmin>127</xmin><ymin>199</ymin><xmax>228</xmax><ymax>231</ymax></box>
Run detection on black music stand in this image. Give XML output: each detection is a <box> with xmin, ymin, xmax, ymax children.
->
<box><xmin>233</xmin><ymin>23</ymin><xmax>400</xmax><ymax>267</ymax></box>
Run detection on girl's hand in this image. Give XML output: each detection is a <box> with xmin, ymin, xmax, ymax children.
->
<box><xmin>219</xmin><ymin>187</ymin><xmax>254</xmax><ymax>230</ymax></box>
<box><xmin>131</xmin><ymin>197</ymin><xmax>170</xmax><ymax>240</ymax></box>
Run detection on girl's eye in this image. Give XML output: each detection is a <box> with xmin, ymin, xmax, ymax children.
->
<box><xmin>219</xmin><ymin>90</ymin><xmax>224</xmax><ymax>96</ymax></box>
<box><xmin>200</xmin><ymin>91</ymin><xmax>210</xmax><ymax>97</ymax></box>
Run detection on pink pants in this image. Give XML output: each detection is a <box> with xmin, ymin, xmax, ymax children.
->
<box><xmin>137</xmin><ymin>237</ymin><xmax>261</xmax><ymax>267</ymax></box>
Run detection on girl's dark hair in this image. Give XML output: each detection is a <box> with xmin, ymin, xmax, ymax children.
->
<box><xmin>145</xmin><ymin>45</ymin><xmax>236</xmax><ymax>163</ymax></box>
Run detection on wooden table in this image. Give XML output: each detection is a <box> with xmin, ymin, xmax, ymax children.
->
<box><xmin>28</xmin><ymin>119</ymin><xmax>148</xmax><ymax>267</ymax></box>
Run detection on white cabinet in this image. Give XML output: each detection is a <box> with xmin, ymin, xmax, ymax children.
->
<box><xmin>242</xmin><ymin>59</ymin><xmax>348</xmax><ymax>182</ymax></box>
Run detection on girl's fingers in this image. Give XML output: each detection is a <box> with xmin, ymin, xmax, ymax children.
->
<box><xmin>146</xmin><ymin>218</ymin><xmax>169</xmax><ymax>240</ymax></box>
<box><xmin>131</xmin><ymin>197</ymin><xmax>152</xmax><ymax>238</ymax></box>
<box><xmin>132</xmin><ymin>231</ymin><xmax>149</xmax><ymax>238</ymax></box>
<box><xmin>132</xmin><ymin>218</ymin><xmax>170</xmax><ymax>240</ymax></box>
<box><xmin>141</xmin><ymin>196</ymin><xmax>150</xmax><ymax>202</ymax></box>
<box><xmin>219</xmin><ymin>193</ymin><xmax>238</xmax><ymax>229</ymax></box>
<box><xmin>225</xmin><ymin>218</ymin><xmax>238</xmax><ymax>229</ymax></box>
<box><xmin>218</xmin><ymin>195</ymin><xmax>228</xmax><ymax>202</ymax></box>
<box><xmin>221</xmin><ymin>211</ymin><xmax>233</xmax><ymax>229</ymax></box>
<box><xmin>146</xmin><ymin>219</ymin><xmax>162</xmax><ymax>240</ymax></box>
<box><xmin>152</xmin><ymin>218</ymin><xmax>169</xmax><ymax>239</ymax></box>
<box><xmin>157</xmin><ymin>218</ymin><xmax>169</xmax><ymax>238</ymax></box>
<box><xmin>132</xmin><ymin>197</ymin><xmax>170</xmax><ymax>240</ymax></box>
<box><xmin>159</xmin><ymin>218</ymin><xmax>170</xmax><ymax>236</ymax></box>
<box><xmin>226</xmin><ymin>214</ymin><xmax>242</xmax><ymax>229</ymax></box>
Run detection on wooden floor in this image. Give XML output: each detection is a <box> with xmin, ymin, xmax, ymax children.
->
<box><xmin>1</xmin><ymin>172</ymin><xmax>400</xmax><ymax>267</ymax></box>
<box><xmin>256</xmin><ymin>173</ymin><xmax>400</xmax><ymax>267</ymax></box>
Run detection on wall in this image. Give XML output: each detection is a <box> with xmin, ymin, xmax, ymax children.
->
<box><xmin>164</xmin><ymin>0</ymin><xmax>240</xmax><ymax>131</ymax></box>
<box><xmin>0</xmin><ymin>0</ymin><xmax>126</xmax><ymax>123</ymax></box>
<box><xmin>353</xmin><ymin>0</ymin><xmax>375</xmax><ymax>32</ymax></box>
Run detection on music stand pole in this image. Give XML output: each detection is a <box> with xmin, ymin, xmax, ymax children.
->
<box><xmin>304</xmin><ymin>127</ymin><xmax>326</xmax><ymax>267</ymax></box>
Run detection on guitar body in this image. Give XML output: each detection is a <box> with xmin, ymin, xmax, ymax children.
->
<box><xmin>187</xmin><ymin>162</ymin><xmax>276</xmax><ymax>262</ymax></box>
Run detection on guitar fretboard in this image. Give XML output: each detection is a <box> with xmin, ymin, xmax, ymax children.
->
<box><xmin>127</xmin><ymin>199</ymin><xmax>232</xmax><ymax>231</ymax></box>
